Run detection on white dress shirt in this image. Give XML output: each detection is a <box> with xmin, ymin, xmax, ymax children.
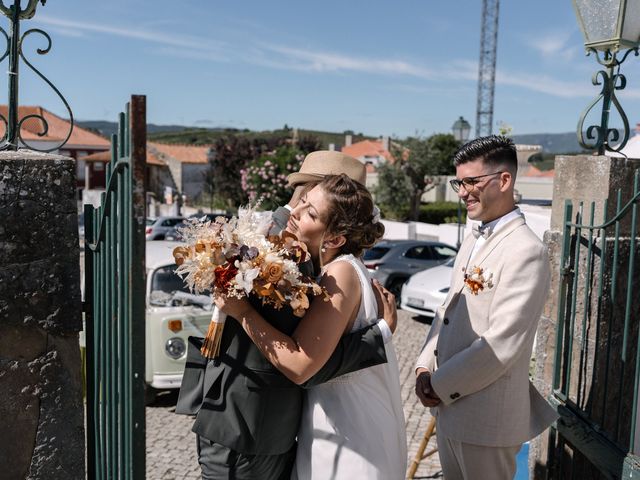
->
<box><xmin>469</xmin><ymin>207</ymin><xmax>523</xmax><ymax>262</ymax></box>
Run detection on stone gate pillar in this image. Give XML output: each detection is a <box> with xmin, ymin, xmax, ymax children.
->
<box><xmin>0</xmin><ymin>151</ymin><xmax>84</xmax><ymax>479</ymax></box>
<box><xmin>531</xmin><ymin>154</ymin><xmax>640</xmax><ymax>479</ymax></box>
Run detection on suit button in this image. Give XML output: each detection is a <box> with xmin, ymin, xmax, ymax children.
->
<box><xmin>450</xmin><ymin>392</ymin><xmax>460</xmax><ymax>400</ymax></box>
<box><xmin>443</xmin><ymin>318</ymin><xmax>449</xmax><ymax>325</ymax></box>
<box><xmin>434</xmin><ymin>349</ymin><xmax>438</xmax><ymax>356</ymax></box>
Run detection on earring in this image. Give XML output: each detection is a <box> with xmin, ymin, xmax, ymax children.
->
<box><xmin>321</xmin><ymin>245</ymin><xmax>327</xmax><ymax>253</ymax></box>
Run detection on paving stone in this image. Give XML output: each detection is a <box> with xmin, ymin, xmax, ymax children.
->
<box><xmin>145</xmin><ymin>310</ymin><xmax>442</xmax><ymax>479</ymax></box>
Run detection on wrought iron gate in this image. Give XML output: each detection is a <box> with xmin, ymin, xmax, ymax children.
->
<box><xmin>549</xmin><ymin>170</ymin><xmax>640</xmax><ymax>479</ymax></box>
<box><xmin>84</xmin><ymin>96</ymin><xmax>147</xmax><ymax>479</ymax></box>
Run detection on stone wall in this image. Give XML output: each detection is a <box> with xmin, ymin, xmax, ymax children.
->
<box><xmin>0</xmin><ymin>151</ymin><xmax>84</xmax><ymax>479</ymax></box>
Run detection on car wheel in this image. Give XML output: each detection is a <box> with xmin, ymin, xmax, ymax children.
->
<box><xmin>387</xmin><ymin>278</ymin><xmax>405</xmax><ymax>307</ymax></box>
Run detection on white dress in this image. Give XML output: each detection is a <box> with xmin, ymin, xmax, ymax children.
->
<box><xmin>293</xmin><ymin>254</ymin><xmax>407</xmax><ymax>480</ymax></box>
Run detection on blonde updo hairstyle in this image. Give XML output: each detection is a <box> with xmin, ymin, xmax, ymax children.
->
<box><xmin>318</xmin><ymin>174</ymin><xmax>385</xmax><ymax>258</ymax></box>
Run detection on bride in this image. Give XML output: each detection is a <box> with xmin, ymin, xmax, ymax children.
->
<box><xmin>216</xmin><ymin>174</ymin><xmax>407</xmax><ymax>479</ymax></box>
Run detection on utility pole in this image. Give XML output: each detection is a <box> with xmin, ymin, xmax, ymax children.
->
<box><xmin>475</xmin><ymin>0</ymin><xmax>500</xmax><ymax>138</ymax></box>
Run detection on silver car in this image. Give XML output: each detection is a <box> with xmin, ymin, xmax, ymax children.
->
<box><xmin>145</xmin><ymin>216</ymin><xmax>185</xmax><ymax>240</ymax></box>
<box><xmin>363</xmin><ymin>240</ymin><xmax>457</xmax><ymax>301</ymax></box>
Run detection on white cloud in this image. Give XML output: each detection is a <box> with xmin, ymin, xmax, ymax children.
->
<box><xmin>258</xmin><ymin>44</ymin><xmax>435</xmax><ymax>79</ymax></box>
<box><xmin>526</xmin><ymin>31</ymin><xmax>580</xmax><ymax>61</ymax></box>
<box><xmin>37</xmin><ymin>15</ymin><xmax>639</xmax><ymax>101</ymax></box>
<box><xmin>35</xmin><ymin>15</ymin><xmax>221</xmax><ymax>51</ymax></box>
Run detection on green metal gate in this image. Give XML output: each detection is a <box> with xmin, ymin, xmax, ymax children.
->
<box><xmin>549</xmin><ymin>170</ymin><xmax>640</xmax><ymax>479</ymax></box>
<box><xmin>84</xmin><ymin>96</ymin><xmax>147</xmax><ymax>479</ymax></box>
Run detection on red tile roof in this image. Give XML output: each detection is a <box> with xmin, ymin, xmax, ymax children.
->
<box><xmin>149</xmin><ymin>142</ymin><xmax>211</xmax><ymax>164</ymax></box>
<box><xmin>0</xmin><ymin>105</ymin><xmax>110</xmax><ymax>147</ymax></box>
<box><xmin>82</xmin><ymin>147</ymin><xmax>165</xmax><ymax>166</ymax></box>
<box><xmin>521</xmin><ymin>165</ymin><xmax>555</xmax><ymax>177</ymax></box>
<box><xmin>342</xmin><ymin>139</ymin><xmax>394</xmax><ymax>162</ymax></box>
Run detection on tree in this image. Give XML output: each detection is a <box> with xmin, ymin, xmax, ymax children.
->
<box><xmin>204</xmin><ymin>135</ymin><xmax>255</xmax><ymax>210</ymax></box>
<box><xmin>393</xmin><ymin>133</ymin><xmax>460</xmax><ymax>221</ymax></box>
<box><xmin>296</xmin><ymin>134</ymin><xmax>322</xmax><ymax>155</ymax></box>
<box><xmin>374</xmin><ymin>161</ymin><xmax>412</xmax><ymax>221</ymax></box>
<box><xmin>204</xmin><ymin>132</ymin><xmax>299</xmax><ymax>210</ymax></box>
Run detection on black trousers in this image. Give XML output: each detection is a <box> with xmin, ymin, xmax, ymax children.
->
<box><xmin>197</xmin><ymin>436</ymin><xmax>296</xmax><ymax>480</ymax></box>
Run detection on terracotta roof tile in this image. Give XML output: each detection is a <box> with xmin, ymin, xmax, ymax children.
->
<box><xmin>521</xmin><ymin>165</ymin><xmax>555</xmax><ymax>177</ymax></box>
<box><xmin>342</xmin><ymin>140</ymin><xmax>394</xmax><ymax>162</ymax></box>
<box><xmin>0</xmin><ymin>105</ymin><xmax>110</xmax><ymax>147</ymax></box>
<box><xmin>82</xmin><ymin>147</ymin><xmax>165</xmax><ymax>166</ymax></box>
<box><xmin>149</xmin><ymin>142</ymin><xmax>211</xmax><ymax>164</ymax></box>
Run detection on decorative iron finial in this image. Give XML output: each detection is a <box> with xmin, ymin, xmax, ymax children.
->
<box><xmin>0</xmin><ymin>0</ymin><xmax>73</xmax><ymax>152</ymax></box>
<box><xmin>577</xmin><ymin>48</ymin><xmax>639</xmax><ymax>155</ymax></box>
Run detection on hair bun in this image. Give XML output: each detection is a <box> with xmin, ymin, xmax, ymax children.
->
<box><xmin>319</xmin><ymin>175</ymin><xmax>385</xmax><ymax>257</ymax></box>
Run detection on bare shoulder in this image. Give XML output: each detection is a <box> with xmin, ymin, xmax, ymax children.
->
<box><xmin>321</xmin><ymin>259</ymin><xmax>360</xmax><ymax>295</ymax></box>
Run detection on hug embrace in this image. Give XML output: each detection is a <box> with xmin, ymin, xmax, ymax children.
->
<box><xmin>176</xmin><ymin>136</ymin><xmax>557</xmax><ymax>480</ymax></box>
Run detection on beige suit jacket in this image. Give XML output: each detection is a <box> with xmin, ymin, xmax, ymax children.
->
<box><xmin>416</xmin><ymin>215</ymin><xmax>558</xmax><ymax>447</ymax></box>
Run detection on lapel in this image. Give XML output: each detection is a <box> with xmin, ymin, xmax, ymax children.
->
<box><xmin>448</xmin><ymin>233</ymin><xmax>476</xmax><ymax>301</ymax></box>
<box><xmin>471</xmin><ymin>216</ymin><xmax>525</xmax><ymax>267</ymax></box>
<box><xmin>450</xmin><ymin>215</ymin><xmax>526</xmax><ymax>296</ymax></box>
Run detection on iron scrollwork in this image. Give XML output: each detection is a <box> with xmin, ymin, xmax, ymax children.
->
<box><xmin>577</xmin><ymin>48</ymin><xmax>639</xmax><ymax>155</ymax></box>
<box><xmin>0</xmin><ymin>0</ymin><xmax>74</xmax><ymax>152</ymax></box>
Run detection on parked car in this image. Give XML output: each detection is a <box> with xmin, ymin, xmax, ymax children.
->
<box><xmin>363</xmin><ymin>240</ymin><xmax>457</xmax><ymax>301</ymax></box>
<box><xmin>145</xmin><ymin>241</ymin><xmax>212</xmax><ymax>402</ymax></box>
<box><xmin>165</xmin><ymin>212</ymin><xmax>233</xmax><ymax>241</ymax></box>
<box><xmin>145</xmin><ymin>216</ymin><xmax>185</xmax><ymax>240</ymax></box>
<box><xmin>400</xmin><ymin>257</ymin><xmax>454</xmax><ymax>317</ymax></box>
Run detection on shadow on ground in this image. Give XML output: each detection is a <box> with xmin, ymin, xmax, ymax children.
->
<box><xmin>409</xmin><ymin>314</ymin><xmax>434</xmax><ymax>325</ymax></box>
<box><xmin>147</xmin><ymin>389</ymin><xmax>179</xmax><ymax>408</ymax></box>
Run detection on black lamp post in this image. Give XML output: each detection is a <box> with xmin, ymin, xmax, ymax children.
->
<box><xmin>451</xmin><ymin>116</ymin><xmax>471</xmax><ymax>248</ymax></box>
<box><xmin>573</xmin><ymin>0</ymin><xmax>640</xmax><ymax>154</ymax></box>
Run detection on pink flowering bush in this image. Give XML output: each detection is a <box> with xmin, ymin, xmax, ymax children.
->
<box><xmin>241</xmin><ymin>146</ymin><xmax>304</xmax><ymax>211</ymax></box>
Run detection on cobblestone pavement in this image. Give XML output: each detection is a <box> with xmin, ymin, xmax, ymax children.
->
<box><xmin>145</xmin><ymin>309</ymin><xmax>442</xmax><ymax>479</ymax></box>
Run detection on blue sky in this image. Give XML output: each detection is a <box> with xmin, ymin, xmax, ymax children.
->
<box><xmin>11</xmin><ymin>0</ymin><xmax>640</xmax><ymax>137</ymax></box>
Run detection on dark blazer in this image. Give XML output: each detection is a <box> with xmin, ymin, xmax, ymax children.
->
<box><xmin>176</xmin><ymin>207</ymin><xmax>387</xmax><ymax>455</ymax></box>
<box><xmin>178</xmin><ymin>298</ymin><xmax>386</xmax><ymax>455</ymax></box>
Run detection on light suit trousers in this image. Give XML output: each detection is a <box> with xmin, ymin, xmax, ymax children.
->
<box><xmin>436</xmin><ymin>432</ymin><xmax>521</xmax><ymax>480</ymax></box>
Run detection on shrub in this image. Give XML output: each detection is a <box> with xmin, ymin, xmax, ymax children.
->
<box><xmin>241</xmin><ymin>146</ymin><xmax>304</xmax><ymax>211</ymax></box>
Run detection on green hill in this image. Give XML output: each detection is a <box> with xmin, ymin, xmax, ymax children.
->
<box><xmin>78</xmin><ymin>119</ymin><xmax>598</xmax><ymax>156</ymax></box>
<box><xmin>76</xmin><ymin>121</ymin><xmax>374</xmax><ymax>149</ymax></box>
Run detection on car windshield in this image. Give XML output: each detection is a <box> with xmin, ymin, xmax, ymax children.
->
<box><xmin>150</xmin><ymin>264</ymin><xmax>191</xmax><ymax>299</ymax></box>
<box><xmin>445</xmin><ymin>257</ymin><xmax>456</xmax><ymax>267</ymax></box>
<box><xmin>363</xmin><ymin>246</ymin><xmax>390</xmax><ymax>260</ymax></box>
<box><xmin>146</xmin><ymin>218</ymin><xmax>155</xmax><ymax>226</ymax></box>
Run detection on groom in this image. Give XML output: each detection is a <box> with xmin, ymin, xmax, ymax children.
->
<box><xmin>414</xmin><ymin>136</ymin><xmax>557</xmax><ymax>479</ymax></box>
<box><xmin>178</xmin><ymin>150</ymin><xmax>396</xmax><ymax>479</ymax></box>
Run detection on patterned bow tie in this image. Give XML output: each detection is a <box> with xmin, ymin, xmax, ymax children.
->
<box><xmin>472</xmin><ymin>223</ymin><xmax>492</xmax><ymax>239</ymax></box>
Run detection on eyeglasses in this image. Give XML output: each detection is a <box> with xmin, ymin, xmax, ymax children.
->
<box><xmin>449</xmin><ymin>171</ymin><xmax>503</xmax><ymax>193</ymax></box>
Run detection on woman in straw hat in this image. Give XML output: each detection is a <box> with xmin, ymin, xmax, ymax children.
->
<box><xmin>217</xmin><ymin>174</ymin><xmax>407</xmax><ymax>479</ymax></box>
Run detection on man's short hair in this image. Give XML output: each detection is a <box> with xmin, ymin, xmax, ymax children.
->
<box><xmin>453</xmin><ymin>135</ymin><xmax>517</xmax><ymax>175</ymax></box>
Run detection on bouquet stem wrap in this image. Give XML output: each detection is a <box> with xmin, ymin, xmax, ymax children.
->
<box><xmin>200</xmin><ymin>306</ymin><xmax>226</xmax><ymax>359</ymax></box>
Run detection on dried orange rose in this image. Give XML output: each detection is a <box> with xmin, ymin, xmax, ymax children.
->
<box><xmin>263</xmin><ymin>262</ymin><xmax>284</xmax><ymax>283</ymax></box>
<box><xmin>173</xmin><ymin>246</ymin><xmax>190</xmax><ymax>266</ymax></box>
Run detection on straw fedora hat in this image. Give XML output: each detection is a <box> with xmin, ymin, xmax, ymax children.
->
<box><xmin>287</xmin><ymin>150</ymin><xmax>366</xmax><ymax>187</ymax></box>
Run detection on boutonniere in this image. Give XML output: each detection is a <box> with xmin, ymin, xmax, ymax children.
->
<box><xmin>463</xmin><ymin>266</ymin><xmax>494</xmax><ymax>295</ymax></box>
